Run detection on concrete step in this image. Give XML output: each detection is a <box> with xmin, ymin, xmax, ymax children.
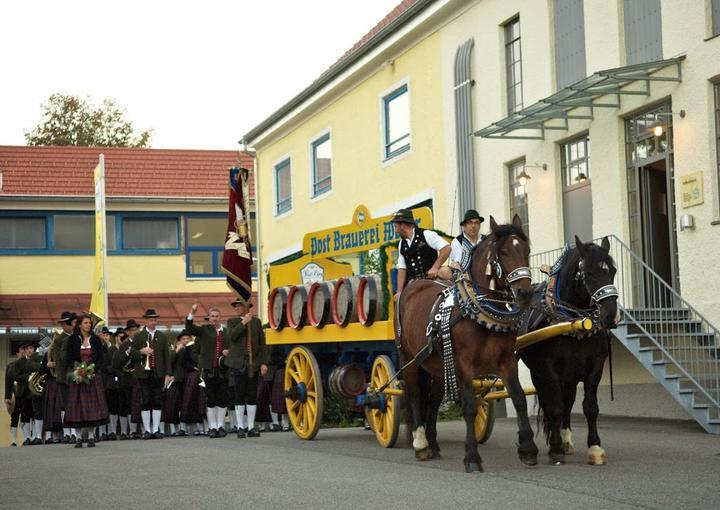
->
<box><xmin>624</xmin><ymin>308</ymin><xmax>690</xmax><ymax>322</ymax></box>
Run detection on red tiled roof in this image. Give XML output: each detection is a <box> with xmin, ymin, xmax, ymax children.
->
<box><xmin>0</xmin><ymin>293</ymin><xmax>259</xmax><ymax>328</ymax></box>
<box><xmin>0</xmin><ymin>146</ymin><xmax>255</xmax><ymax>199</ymax></box>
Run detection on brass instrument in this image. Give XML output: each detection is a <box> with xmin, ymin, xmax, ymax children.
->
<box><xmin>29</xmin><ymin>372</ymin><xmax>45</xmax><ymax>396</ymax></box>
<box><xmin>122</xmin><ymin>344</ymin><xmax>136</xmax><ymax>373</ymax></box>
<box><xmin>141</xmin><ymin>339</ymin><xmax>152</xmax><ymax>371</ymax></box>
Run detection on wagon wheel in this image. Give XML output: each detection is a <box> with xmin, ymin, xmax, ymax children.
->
<box><xmin>284</xmin><ymin>346</ymin><xmax>323</xmax><ymax>440</ymax></box>
<box><xmin>474</xmin><ymin>392</ymin><xmax>496</xmax><ymax>444</ymax></box>
<box><xmin>366</xmin><ymin>355</ymin><xmax>401</xmax><ymax>448</ymax></box>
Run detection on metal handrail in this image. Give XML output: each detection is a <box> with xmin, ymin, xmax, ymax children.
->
<box><xmin>529</xmin><ymin>234</ymin><xmax>720</xmax><ymax>410</ymax></box>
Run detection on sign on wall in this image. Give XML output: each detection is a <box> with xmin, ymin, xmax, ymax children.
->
<box><xmin>680</xmin><ymin>171</ymin><xmax>703</xmax><ymax>208</ymax></box>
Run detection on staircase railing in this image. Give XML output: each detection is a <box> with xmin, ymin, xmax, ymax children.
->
<box><xmin>529</xmin><ymin>234</ymin><xmax>720</xmax><ymax>409</ymax></box>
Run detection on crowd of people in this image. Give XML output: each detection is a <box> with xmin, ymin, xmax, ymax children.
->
<box><xmin>3</xmin><ymin>299</ymin><xmax>290</xmax><ymax>448</ymax></box>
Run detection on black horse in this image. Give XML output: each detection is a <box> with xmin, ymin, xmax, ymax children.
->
<box><xmin>518</xmin><ymin>235</ymin><xmax>619</xmax><ymax>465</ymax></box>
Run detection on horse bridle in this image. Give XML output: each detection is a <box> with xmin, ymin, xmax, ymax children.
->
<box><xmin>574</xmin><ymin>259</ymin><xmax>619</xmax><ymax>306</ymax></box>
<box><xmin>486</xmin><ymin>236</ymin><xmax>532</xmax><ymax>293</ymax></box>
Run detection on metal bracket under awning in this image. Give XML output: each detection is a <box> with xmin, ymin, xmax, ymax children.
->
<box><xmin>475</xmin><ymin>56</ymin><xmax>685</xmax><ymax>140</ymax></box>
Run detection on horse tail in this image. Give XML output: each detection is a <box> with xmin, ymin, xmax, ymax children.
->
<box><xmin>533</xmin><ymin>390</ymin><xmax>551</xmax><ymax>445</ymax></box>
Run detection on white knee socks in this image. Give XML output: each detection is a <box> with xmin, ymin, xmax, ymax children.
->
<box><xmin>21</xmin><ymin>422</ymin><xmax>30</xmax><ymax>441</ymax></box>
<box><xmin>152</xmin><ymin>410</ymin><xmax>162</xmax><ymax>433</ymax></box>
<box><xmin>34</xmin><ymin>420</ymin><xmax>43</xmax><ymax>439</ymax></box>
<box><xmin>119</xmin><ymin>416</ymin><xmax>128</xmax><ymax>435</ymax></box>
<box><xmin>109</xmin><ymin>414</ymin><xmax>118</xmax><ymax>434</ymax></box>
<box><xmin>216</xmin><ymin>407</ymin><xmax>227</xmax><ymax>430</ymax></box>
<box><xmin>206</xmin><ymin>408</ymin><xmax>217</xmax><ymax>430</ymax></box>
<box><xmin>141</xmin><ymin>410</ymin><xmax>151</xmax><ymax>433</ymax></box>
<box><xmin>246</xmin><ymin>405</ymin><xmax>257</xmax><ymax>431</ymax></box>
<box><xmin>271</xmin><ymin>412</ymin><xmax>279</xmax><ymax>425</ymax></box>
<box><xmin>10</xmin><ymin>427</ymin><xmax>18</xmax><ymax>443</ymax></box>
<box><xmin>235</xmin><ymin>405</ymin><xmax>246</xmax><ymax>430</ymax></box>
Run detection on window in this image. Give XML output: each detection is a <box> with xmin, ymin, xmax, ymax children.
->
<box><xmin>54</xmin><ymin>215</ymin><xmax>116</xmax><ymax>251</ymax></box>
<box><xmin>623</xmin><ymin>0</ymin><xmax>662</xmax><ymax>65</ymax></box>
<box><xmin>383</xmin><ymin>84</ymin><xmax>411</xmax><ymax>159</ymax></box>
<box><xmin>122</xmin><ymin>218</ymin><xmax>179</xmax><ymax>250</ymax></box>
<box><xmin>714</xmin><ymin>81</ymin><xmax>720</xmax><ymax>208</ymax></box>
<box><xmin>274</xmin><ymin>158</ymin><xmax>292</xmax><ymax>215</ymax></box>
<box><xmin>554</xmin><ymin>0</ymin><xmax>587</xmax><ymax>89</ymax></box>
<box><xmin>561</xmin><ymin>135</ymin><xmax>590</xmax><ymax>187</ymax></box>
<box><xmin>504</xmin><ymin>17</ymin><xmax>523</xmax><ymax>115</ymax></box>
<box><xmin>311</xmin><ymin>133</ymin><xmax>332</xmax><ymax>196</ymax></box>
<box><xmin>714</xmin><ymin>0</ymin><xmax>720</xmax><ymax>37</ymax></box>
<box><xmin>187</xmin><ymin>216</ymin><xmax>226</xmax><ymax>277</ymax></box>
<box><xmin>0</xmin><ymin>217</ymin><xmax>46</xmax><ymax>249</ymax></box>
<box><xmin>508</xmin><ymin>160</ymin><xmax>529</xmax><ymax>236</ymax></box>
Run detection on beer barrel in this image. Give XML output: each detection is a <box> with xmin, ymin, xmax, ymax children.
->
<box><xmin>331</xmin><ymin>276</ymin><xmax>362</xmax><ymax>327</ymax></box>
<box><xmin>357</xmin><ymin>274</ymin><xmax>386</xmax><ymax>326</ymax></box>
<box><xmin>307</xmin><ymin>281</ymin><xmax>334</xmax><ymax>328</ymax></box>
<box><xmin>286</xmin><ymin>284</ymin><xmax>311</xmax><ymax>329</ymax></box>
<box><xmin>268</xmin><ymin>286</ymin><xmax>289</xmax><ymax>330</ymax></box>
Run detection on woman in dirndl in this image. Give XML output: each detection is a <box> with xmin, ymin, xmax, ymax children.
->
<box><xmin>64</xmin><ymin>314</ymin><xmax>109</xmax><ymax>448</ymax></box>
<box><xmin>180</xmin><ymin>337</ymin><xmax>206</xmax><ymax>434</ymax></box>
<box><xmin>163</xmin><ymin>330</ymin><xmax>190</xmax><ymax>436</ymax></box>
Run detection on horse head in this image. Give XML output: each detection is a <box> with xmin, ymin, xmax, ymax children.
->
<box><xmin>471</xmin><ymin>214</ymin><xmax>533</xmax><ymax>308</ymax></box>
<box><xmin>574</xmin><ymin>235</ymin><xmax>619</xmax><ymax>329</ymax></box>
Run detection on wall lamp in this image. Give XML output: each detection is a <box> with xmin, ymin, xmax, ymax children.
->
<box><xmin>651</xmin><ymin>109</ymin><xmax>686</xmax><ymax>137</ymax></box>
<box><xmin>515</xmin><ymin>162</ymin><xmax>547</xmax><ymax>185</ymax></box>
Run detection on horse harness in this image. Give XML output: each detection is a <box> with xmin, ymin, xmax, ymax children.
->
<box><xmin>395</xmin><ymin>255</ymin><xmax>532</xmax><ymax>403</ymax></box>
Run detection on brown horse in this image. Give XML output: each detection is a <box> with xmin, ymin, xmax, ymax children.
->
<box><xmin>396</xmin><ymin>215</ymin><xmax>538</xmax><ymax>472</ymax></box>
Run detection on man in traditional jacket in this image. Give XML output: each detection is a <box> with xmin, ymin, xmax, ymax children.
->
<box><xmin>113</xmin><ymin>320</ymin><xmax>140</xmax><ymax>439</ymax></box>
<box><xmin>25</xmin><ymin>342</ymin><xmax>44</xmax><ymax>444</ymax></box>
<box><xmin>4</xmin><ymin>344</ymin><xmax>26</xmax><ymax>446</ymax></box>
<box><xmin>449</xmin><ymin>209</ymin><xmax>485</xmax><ymax>277</ymax></box>
<box><xmin>226</xmin><ymin>299</ymin><xmax>268</xmax><ymax>438</ymax></box>
<box><xmin>391</xmin><ymin>208</ymin><xmax>451</xmax><ymax>300</ymax></box>
<box><xmin>186</xmin><ymin>304</ymin><xmax>230</xmax><ymax>438</ymax></box>
<box><xmin>130</xmin><ymin>310</ymin><xmax>171</xmax><ymax>439</ymax></box>
<box><xmin>52</xmin><ymin>311</ymin><xmax>77</xmax><ymax>443</ymax></box>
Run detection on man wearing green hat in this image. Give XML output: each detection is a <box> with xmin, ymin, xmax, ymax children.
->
<box><xmin>450</xmin><ymin>209</ymin><xmax>485</xmax><ymax>276</ymax></box>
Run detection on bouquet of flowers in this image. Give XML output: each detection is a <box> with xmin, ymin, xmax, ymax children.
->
<box><xmin>72</xmin><ymin>361</ymin><xmax>96</xmax><ymax>384</ymax></box>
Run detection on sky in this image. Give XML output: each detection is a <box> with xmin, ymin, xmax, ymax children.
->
<box><xmin>0</xmin><ymin>0</ymin><xmax>401</xmax><ymax>150</ymax></box>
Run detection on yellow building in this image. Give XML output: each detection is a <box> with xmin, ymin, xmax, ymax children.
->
<box><xmin>244</xmin><ymin>0</ymin><xmax>720</xmax><ymax>432</ymax></box>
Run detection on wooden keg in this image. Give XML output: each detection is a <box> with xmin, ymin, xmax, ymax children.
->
<box><xmin>286</xmin><ymin>284</ymin><xmax>311</xmax><ymax>329</ymax></box>
<box><xmin>331</xmin><ymin>276</ymin><xmax>362</xmax><ymax>327</ymax></box>
<box><xmin>357</xmin><ymin>274</ymin><xmax>386</xmax><ymax>326</ymax></box>
<box><xmin>268</xmin><ymin>286</ymin><xmax>289</xmax><ymax>330</ymax></box>
<box><xmin>307</xmin><ymin>280</ymin><xmax>334</xmax><ymax>328</ymax></box>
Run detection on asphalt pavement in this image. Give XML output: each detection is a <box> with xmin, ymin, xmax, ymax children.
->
<box><xmin>1</xmin><ymin>416</ymin><xmax>718</xmax><ymax>509</ymax></box>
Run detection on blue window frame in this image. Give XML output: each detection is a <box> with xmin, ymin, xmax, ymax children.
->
<box><xmin>275</xmin><ymin>158</ymin><xmax>292</xmax><ymax>215</ymax></box>
<box><xmin>383</xmin><ymin>84</ymin><xmax>411</xmax><ymax>160</ymax></box>
<box><xmin>311</xmin><ymin>133</ymin><xmax>332</xmax><ymax>197</ymax></box>
<box><xmin>0</xmin><ymin>211</ymin><xmax>181</xmax><ymax>255</ymax></box>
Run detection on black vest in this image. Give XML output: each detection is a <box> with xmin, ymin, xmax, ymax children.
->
<box><xmin>400</xmin><ymin>228</ymin><xmax>438</xmax><ymax>279</ymax></box>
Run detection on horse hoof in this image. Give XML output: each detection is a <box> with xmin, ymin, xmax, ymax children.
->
<box><xmin>587</xmin><ymin>445</ymin><xmax>606</xmax><ymax>465</ymax></box>
<box><xmin>519</xmin><ymin>453</ymin><xmax>538</xmax><ymax>467</ymax></box>
<box><xmin>430</xmin><ymin>449</ymin><xmax>441</xmax><ymax>459</ymax></box>
<box><xmin>464</xmin><ymin>461</ymin><xmax>483</xmax><ymax>473</ymax></box>
<box><xmin>549</xmin><ymin>453</ymin><xmax>565</xmax><ymax>465</ymax></box>
<box><xmin>415</xmin><ymin>448</ymin><xmax>432</xmax><ymax>461</ymax></box>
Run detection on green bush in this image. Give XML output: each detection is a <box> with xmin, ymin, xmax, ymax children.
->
<box><xmin>321</xmin><ymin>394</ymin><xmax>364</xmax><ymax>428</ymax></box>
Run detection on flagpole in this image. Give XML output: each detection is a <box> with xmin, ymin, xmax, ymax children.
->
<box><xmin>99</xmin><ymin>153</ymin><xmax>108</xmax><ymax>320</ymax></box>
<box><xmin>90</xmin><ymin>154</ymin><xmax>108</xmax><ymax>325</ymax></box>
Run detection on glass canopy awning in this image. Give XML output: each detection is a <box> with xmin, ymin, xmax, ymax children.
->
<box><xmin>475</xmin><ymin>56</ymin><xmax>685</xmax><ymax>140</ymax></box>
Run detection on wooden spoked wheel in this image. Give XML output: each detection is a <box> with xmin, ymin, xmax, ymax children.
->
<box><xmin>284</xmin><ymin>346</ymin><xmax>323</xmax><ymax>440</ymax></box>
<box><xmin>366</xmin><ymin>355</ymin><xmax>401</xmax><ymax>448</ymax></box>
<box><xmin>474</xmin><ymin>393</ymin><xmax>496</xmax><ymax>444</ymax></box>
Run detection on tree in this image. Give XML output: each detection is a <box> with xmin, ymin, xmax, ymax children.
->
<box><xmin>24</xmin><ymin>93</ymin><xmax>152</xmax><ymax>147</ymax></box>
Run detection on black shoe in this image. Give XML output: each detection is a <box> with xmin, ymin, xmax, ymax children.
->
<box><xmin>11</xmin><ymin>442</ymin><xmax>17</xmax><ymax>447</ymax></box>
<box><xmin>142</xmin><ymin>431</ymin><xmax>152</xmax><ymax>440</ymax></box>
<box><xmin>270</xmin><ymin>423</ymin><xmax>281</xmax><ymax>432</ymax></box>
<box><xmin>32</xmin><ymin>438</ymin><xmax>42</xmax><ymax>445</ymax></box>
<box><xmin>217</xmin><ymin>428</ymin><xmax>227</xmax><ymax>438</ymax></box>
<box><xmin>108</xmin><ymin>432</ymin><xmax>117</xmax><ymax>441</ymax></box>
<box><xmin>100</xmin><ymin>433</ymin><xmax>108</xmax><ymax>441</ymax></box>
<box><xmin>119</xmin><ymin>433</ymin><xmax>128</xmax><ymax>440</ymax></box>
<box><xmin>175</xmin><ymin>429</ymin><xmax>187</xmax><ymax>437</ymax></box>
<box><xmin>53</xmin><ymin>438</ymin><xmax>61</xmax><ymax>444</ymax></box>
<box><xmin>247</xmin><ymin>428</ymin><xmax>260</xmax><ymax>438</ymax></box>
<box><xmin>22</xmin><ymin>438</ymin><xmax>31</xmax><ymax>446</ymax></box>
<box><xmin>70</xmin><ymin>434</ymin><xmax>77</xmax><ymax>443</ymax></box>
<box><xmin>131</xmin><ymin>432</ymin><xmax>141</xmax><ymax>440</ymax></box>
<box><xmin>87</xmin><ymin>439</ymin><xmax>95</xmax><ymax>447</ymax></box>
<box><xmin>153</xmin><ymin>432</ymin><xmax>163</xmax><ymax>439</ymax></box>
<box><xmin>208</xmin><ymin>428</ymin><xmax>218</xmax><ymax>438</ymax></box>
<box><xmin>236</xmin><ymin>429</ymin><xmax>246</xmax><ymax>438</ymax></box>
<box><xmin>62</xmin><ymin>435</ymin><xmax>71</xmax><ymax>444</ymax></box>
<box><xmin>229</xmin><ymin>426</ymin><xmax>238</xmax><ymax>433</ymax></box>
<box><xmin>74</xmin><ymin>439</ymin><xmax>83</xmax><ymax>449</ymax></box>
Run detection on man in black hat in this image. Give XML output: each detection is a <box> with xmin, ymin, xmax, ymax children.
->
<box><xmin>53</xmin><ymin>311</ymin><xmax>77</xmax><ymax>443</ymax></box>
<box><xmin>130</xmin><ymin>310</ymin><xmax>170</xmax><ymax>439</ymax></box>
<box><xmin>4</xmin><ymin>343</ymin><xmax>26</xmax><ymax>446</ymax></box>
<box><xmin>226</xmin><ymin>299</ymin><xmax>268</xmax><ymax>438</ymax></box>
<box><xmin>391</xmin><ymin>208</ymin><xmax>451</xmax><ymax>301</ymax></box>
<box><xmin>24</xmin><ymin>342</ymin><xmax>44</xmax><ymax>444</ymax></box>
<box><xmin>450</xmin><ymin>209</ymin><xmax>485</xmax><ymax>276</ymax></box>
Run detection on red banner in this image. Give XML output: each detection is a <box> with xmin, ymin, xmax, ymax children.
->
<box><xmin>221</xmin><ymin>167</ymin><xmax>252</xmax><ymax>303</ymax></box>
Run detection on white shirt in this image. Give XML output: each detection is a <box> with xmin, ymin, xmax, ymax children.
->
<box><xmin>450</xmin><ymin>233</ymin><xmax>481</xmax><ymax>265</ymax></box>
<box><xmin>396</xmin><ymin>228</ymin><xmax>449</xmax><ymax>269</ymax></box>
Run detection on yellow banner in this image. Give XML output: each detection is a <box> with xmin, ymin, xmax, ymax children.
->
<box><xmin>89</xmin><ymin>156</ymin><xmax>107</xmax><ymax>325</ymax></box>
<box><xmin>302</xmin><ymin>204</ymin><xmax>434</xmax><ymax>259</ymax></box>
